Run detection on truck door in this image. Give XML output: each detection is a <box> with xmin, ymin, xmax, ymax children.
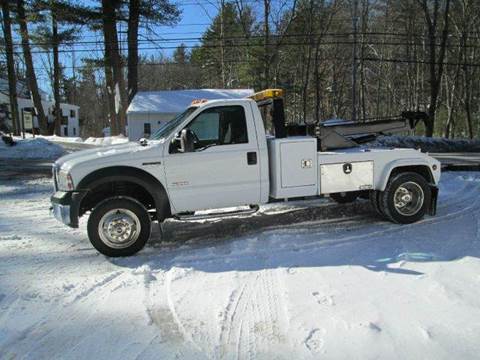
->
<box><xmin>163</xmin><ymin>104</ymin><xmax>261</xmax><ymax>213</ymax></box>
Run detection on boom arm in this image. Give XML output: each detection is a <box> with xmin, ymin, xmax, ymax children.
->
<box><xmin>247</xmin><ymin>89</ymin><xmax>426</xmax><ymax>151</ymax></box>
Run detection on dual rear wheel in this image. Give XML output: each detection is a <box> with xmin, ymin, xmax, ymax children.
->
<box><xmin>332</xmin><ymin>172</ymin><xmax>431</xmax><ymax>224</ymax></box>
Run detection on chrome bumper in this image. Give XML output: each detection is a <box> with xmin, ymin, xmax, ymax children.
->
<box><xmin>50</xmin><ymin>191</ymin><xmax>79</xmax><ymax>227</ymax></box>
<box><xmin>51</xmin><ymin>202</ymin><xmax>71</xmax><ymax>226</ymax></box>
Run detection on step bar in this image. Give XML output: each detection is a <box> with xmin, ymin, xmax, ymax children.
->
<box><xmin>174</xmin><ymin>205</ymin><xmax>259</xmax><ymax>221</ymax></box>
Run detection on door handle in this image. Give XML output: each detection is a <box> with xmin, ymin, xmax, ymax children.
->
<box><xmin>247</xmin><ymin>152</ymin><xmax>257</xmax><ymax>165</ymax></box>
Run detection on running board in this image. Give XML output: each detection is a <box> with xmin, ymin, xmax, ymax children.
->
<box><xmin>175</xmin><ymin>205</ymin><xmax>259</xmax><ymax>221</ymax></box>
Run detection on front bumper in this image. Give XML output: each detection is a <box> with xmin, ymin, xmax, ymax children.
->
<box><xmin>50</xmin><ymin>191</ymin><xmax>81</xmax><ymax>228</ymax></box>
<box><xmin>52</xmin><ymin>202</ymin><xmax>71</xmax><ymax>225</ymax></box>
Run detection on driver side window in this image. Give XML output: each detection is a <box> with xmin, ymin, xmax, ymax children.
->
<box><xmin>189</xmin><ymin>112</ymin><xmax>220</xmax><ymax>143</ymax></box>
<box><xmin>187</xmin><ymin>106</ymin><xmax>248</xmax><ymax>150</ymax></box>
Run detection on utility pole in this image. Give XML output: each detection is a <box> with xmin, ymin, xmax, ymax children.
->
<box><xmin>351</xmin><ymin>0</ymin><xmax>358</xmax><ymax>122</ymax></box>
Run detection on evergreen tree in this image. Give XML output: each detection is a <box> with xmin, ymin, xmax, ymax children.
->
<box><xmin>16</xmin><ymin>0</ymin><xmax>49</xmax><ymax>134</ymax></box>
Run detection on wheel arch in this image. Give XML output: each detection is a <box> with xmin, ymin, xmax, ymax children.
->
<box><xmin>378</xmin><ymin>160</ymin><xmax>435</xmax><ymax>191</ymax></box>
<box><xmin>74</xmin><ymin>166</ymin><xmax>171</xmax><ymax>221</ymax></box>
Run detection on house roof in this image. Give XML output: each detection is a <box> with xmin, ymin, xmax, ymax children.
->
<box><xmin>127</xmin><ymin>89</ymin><xmax>254</xmax><ymax>114</ymax></box>
<box><xmin>0</xmin><ymin>78</ymin><xmax>48</xmax><ymax>100</ymax></box>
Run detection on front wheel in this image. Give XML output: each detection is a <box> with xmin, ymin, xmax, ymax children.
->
<box><xmin>87</xmin><ymin>197</ymin><xmax>151</xmax><ymax>257</ymax></box>
<box><xmin>380</xmin><ymin>172</ymin><xmax>431</xmax><ymax>224</ymax></box>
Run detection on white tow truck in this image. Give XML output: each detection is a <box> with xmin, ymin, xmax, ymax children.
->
<box><xmin>51</xmin><ymin>89</ymin><xmax>441</xmax><ymax>256</ymax></box>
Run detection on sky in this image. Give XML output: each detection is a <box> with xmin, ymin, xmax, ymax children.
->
<box><xmin>34</xmin><ymin>1</ymin><xmax>220</xmax><ymax>98</ymax></box>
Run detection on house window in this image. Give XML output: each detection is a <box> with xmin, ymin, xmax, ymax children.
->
<box><xmin>144</xmin><ymin>123</ymin><xmax>151</xmax><ymax>136</ymax></box>
<box><xmin>70</xmin><ymin>109</ymin><xmax>76</xmax><ymax>118</ymax></box>
<box><xmin>73</xmin><ymin>127</ymin><xmax>76</xmax><ymax>136</ymax></box>
<box><xmin>63</xmin><ymin>127</ymin><xmax>68</xmax><ymax>136</ymax></box>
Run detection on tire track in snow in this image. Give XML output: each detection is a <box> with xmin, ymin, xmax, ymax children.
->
<box><xmin>217</xmin><ymin>281</ymin><xmax>249</xmax><ymax>357</ymax></box>
<box><xmin>215</xmin><ymin>269</ymin><xmax>289</xmax><ymax>360</ymax></box>
<box><xmin>165</xmin><ymin>268</ymin><xmax>203</xmax><ymax>352</ymax></box>
<box><xmin>67</xmin><ymin>271</ymin><xmax>124</xmax><ymax>305</ymax></box>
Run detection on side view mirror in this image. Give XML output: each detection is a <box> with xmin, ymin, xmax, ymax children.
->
<box><xmin>170</xmin><ymin>134</ymin><xmax>181</xmax><ymax>153</ymax></box>
<box><xmin>180</xmin><ymin>128</ymin><xmax>195</xmax><ymax>153</ymax></box>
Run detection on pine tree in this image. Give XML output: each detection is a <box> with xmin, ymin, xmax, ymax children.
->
<box><xmin>16</xmin><ymin>0</ymin><xmax>49</xmax><ymax>134</ymax></box>
<box><xmin>1</xmin><ymin>0</ymin><xmax>20</xmax><ymax>135</ymax></box>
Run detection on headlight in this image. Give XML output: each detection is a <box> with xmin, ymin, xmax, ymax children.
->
<box><xmin>57</xmin><ymin>170</ymin><xmax>74</xmax><ymax>191</ymax></box>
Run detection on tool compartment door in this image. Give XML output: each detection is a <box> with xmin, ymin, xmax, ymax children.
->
<box><xmin>320</xmin><ymin>161</ymin><xmax>373</xmax><ymax>194</ymax></box>
<box><xmin>280</xmin><ymin>141</ymin><xmax>317</xmax><ymax>188</ymax></box>
<box><xmin>267</xmin><ymin>137</ymin><xmax>318</xmax><ymax>198</ymax></box>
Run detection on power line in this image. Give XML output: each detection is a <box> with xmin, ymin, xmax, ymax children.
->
<box><xmin>24</xmin><ymin>55</ymin><xmax>480</xmax><ymax>73</ymax></box>
<box><xmin>5</xmin><ymin>32</ymin><xmax>480</xmax><ymax>56</ymax></box>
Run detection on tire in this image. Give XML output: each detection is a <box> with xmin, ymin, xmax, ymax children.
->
<box><xmin>330</xmin><ymin>191</ymin><xmax>360</xmax><ymax>204</ymax></box>
<box><xmin>379</xmin><ymin>172</ymin><xmax>431</xmax><ymax>224</ymax></box>
<box><xmin>369</xmin><ymin>190</ymin><xmax>385</xmax><ymax>218</ymax></box>
<box><xmin>87</xmin><ymin>196</ymin><xmax>151</xmax><ymax>257</ymax></box>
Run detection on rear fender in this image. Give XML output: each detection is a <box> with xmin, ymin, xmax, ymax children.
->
<box><xmin>377</xmin><ymin>159</ymin><xmax>435</xmax><ymax>191</ymax></box>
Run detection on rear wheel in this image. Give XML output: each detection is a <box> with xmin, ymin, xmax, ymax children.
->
<box><xmin>330</xmin><ymin>191</ymin><xmax>360</xmax><ymax>204</ymax></box>
<box><xmin>379</xmin><ymin>172</ymin><xmax>431</xmax><ymax>224</ymax></box>
<box><xmin>369</xmin><ymin>190</ymin><xmax>385</xmax><ymax>218</ymax></box>
<box><xmin>87</xmin><ymin>197</ymin><xmax>151</xmax><ymax>257</ymax></box>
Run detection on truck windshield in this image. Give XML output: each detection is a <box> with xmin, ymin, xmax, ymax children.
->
<box><xmin>150</xmin><ymin>107</ymin><xmax>196</xmax><ymax>140</ymax></box>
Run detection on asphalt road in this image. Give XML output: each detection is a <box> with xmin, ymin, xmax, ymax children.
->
<box><xmin>431</xmin><ymin>152</ymin><xmax>480</xmax><ymax>170</ymax></box>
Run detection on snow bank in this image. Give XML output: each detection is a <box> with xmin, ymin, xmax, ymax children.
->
<box><xmin>14</xmin><ymin>133</ymin><xmax>130</xmax><ymax>147</ymax></box>
<box><xmin>40</xmin><ymin>135</ymin><xmax>84</xmax><ymax>144</ymax></box>
<box><xmin>84</xmin><ymin>135</ymin><xmax>129</xmax><ymax>146</ymax></box>
<box><xmin>13</xmin><ymin>134</ymin><xmax>83</xmax><ymax>144</ymax></box>
<box><xmin>0</xmin><ymin>137</ymin><xmax>65</xmax><ymax>160</ymax></box>
<box><xmin>370</xmin><ymin>135</ymin><xmax>480</xmax><ymax>153</ymax></box>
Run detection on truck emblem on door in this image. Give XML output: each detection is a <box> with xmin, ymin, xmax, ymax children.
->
<box><xmin>343</xmin><ymin>163</ymin><xmax>352</xmax><ymax>174</ymax></box>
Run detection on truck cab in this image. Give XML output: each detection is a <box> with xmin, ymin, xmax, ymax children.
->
<box><xmin>51</xmin><ymin>89</ymin><xmax>441</xmax><ymax>257</ymax></box>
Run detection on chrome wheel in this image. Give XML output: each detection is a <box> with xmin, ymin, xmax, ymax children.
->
<box><xmin>393</xmin><ymin>181</ymin><xmax>424</xmax><ymax>216</ymax></box>
<box><xmin>98</xmin><ymin>208</ymin><xmax>141</xmax><ymax>249</ymax></box>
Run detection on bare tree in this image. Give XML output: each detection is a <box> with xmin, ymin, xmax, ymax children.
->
<box><xmin>1</xmin><ymin>0</ymin><xmax>20</xmax><ymax>135</ymax></box>
<box><xmin>16</xmin><ymin>0</ymin><xmax>49</xmax><ymax>134</ymax></box>
<box><xmin>127</xmin><ymin>0</ymin><xmax>139</xmax><ymax>103</ymax></box>
<box><xmin>419</xmin><ymin>0</ymin><xmax>451</xmax><ymax>137</ymax></box>
<box><xmin>101</xmin><ymin>0</ymin><xmax>127</xmax><ymax>135</ymax></box>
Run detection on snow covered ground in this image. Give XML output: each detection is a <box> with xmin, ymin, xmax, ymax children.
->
<box><xmin>0</xmin><ymin>172</ymin><xmax>480</xmax><ymax>359</ymax></box>
<box><xmin>0</xmin><ymin>137</ymin><xmax>65</xmax><ymax>160</ymax></box>
<box><xmin>0</xmin><ymin>135</ymin><xmax>131</xmax><ymax>160</ymax></box>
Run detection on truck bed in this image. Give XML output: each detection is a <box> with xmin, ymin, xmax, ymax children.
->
<box><xmin>267</xmin><ymin>137</ymin><xmax>437</xmax><ymax>199</ymax></box>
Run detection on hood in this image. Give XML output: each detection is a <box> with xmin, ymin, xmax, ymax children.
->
<box><xmin>55</xmin><ymin>140</ymin><xmax>166</xmax><ymax>174</ymax></box>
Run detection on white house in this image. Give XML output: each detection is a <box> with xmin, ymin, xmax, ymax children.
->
<box><xmin>54</xmin><ymin>103</ymin><xmax>80</xmax><ymax>137</ymax></box>
<box><xmin>0</xmin><ymin>78</ymin><xmax>80</xmax><ymax>136</ymax></box>
<box><xmin>126</xmin><ymin>89</ymin><xmax>254</xmax><ymax>141</ymax></box>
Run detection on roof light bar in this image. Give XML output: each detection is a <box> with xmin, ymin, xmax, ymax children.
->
<box><xmin>248</xmin><ymin>89</ymin><xmax>284</xmax><ymax>102</ymax></box>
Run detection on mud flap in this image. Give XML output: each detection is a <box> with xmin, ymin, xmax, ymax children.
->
<box><xmin>429</xmin><ymin>186</ymin><xmax>438</xmax><ymax>216</ymax></box>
